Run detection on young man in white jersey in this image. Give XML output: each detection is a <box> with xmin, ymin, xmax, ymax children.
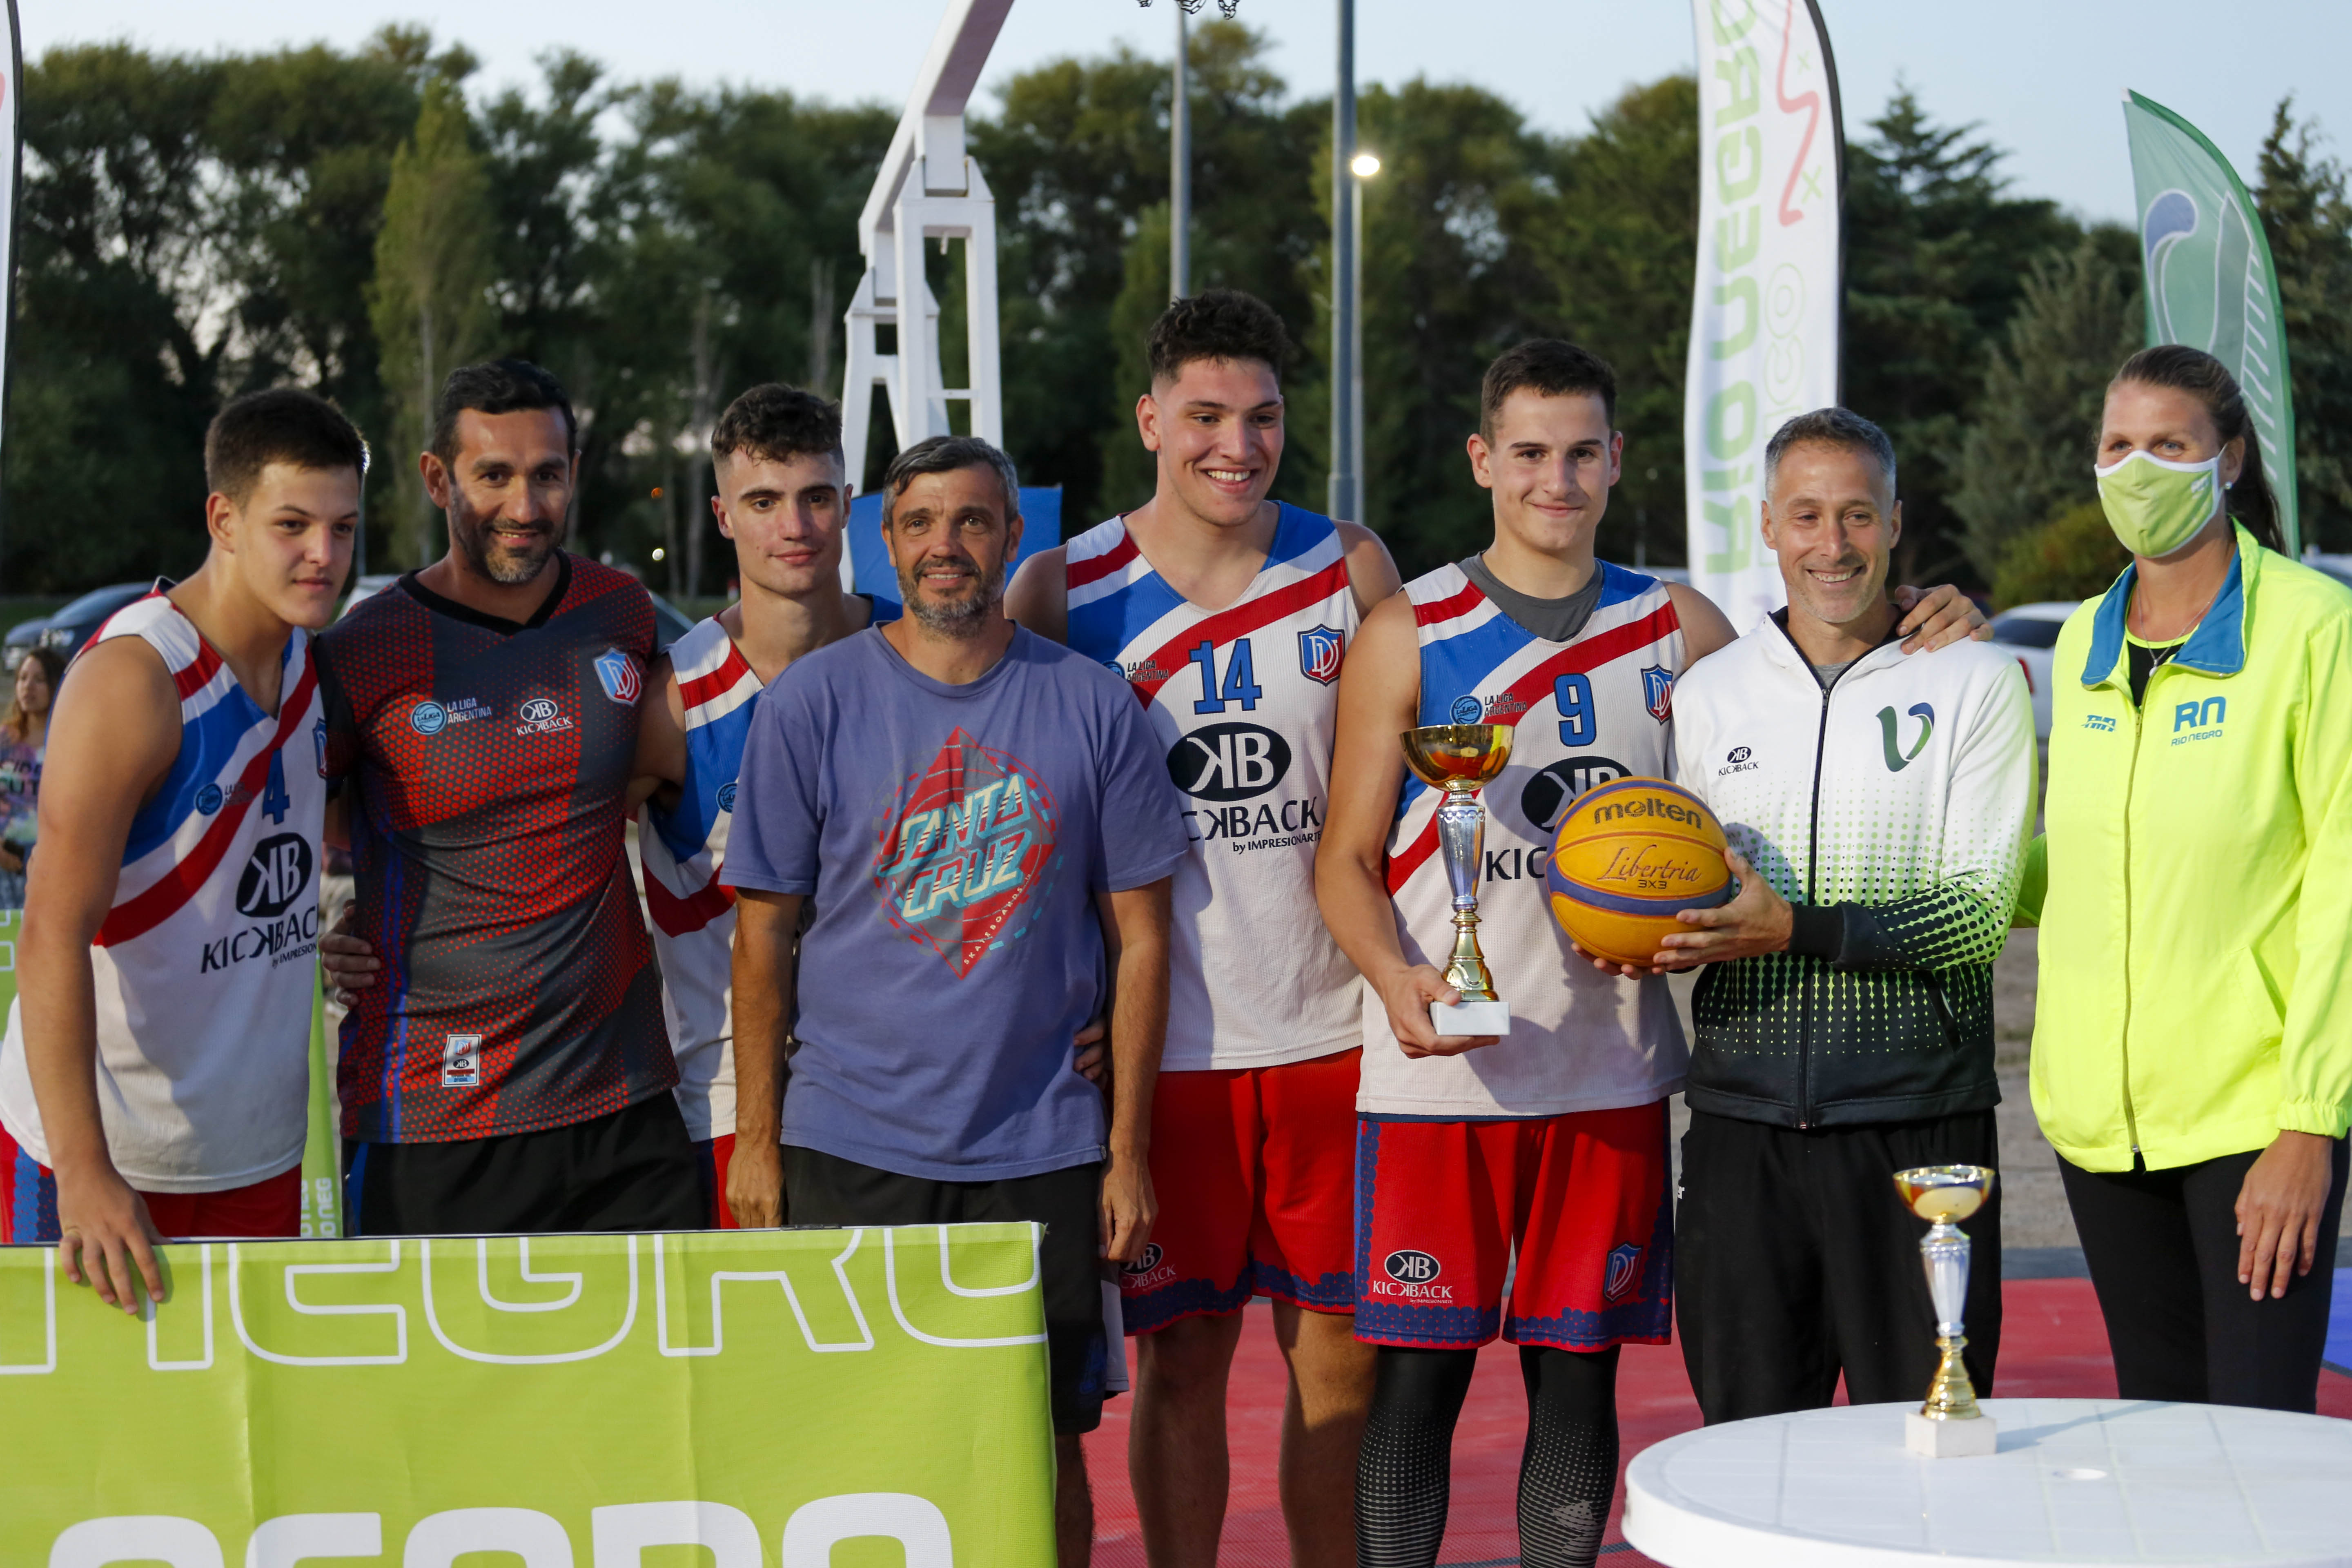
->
<box><xmin>1006</xmin><ymin>289</ymin><xmax>1399</xmax><ymax>1567</ymax></box>
<box><xmin>1316</xmin><ymin>342</ymin><xmax>1985</xmax><ymax>1568</ymax></box>
<box><xmin>1</xmin><ymin>390</ymin><xmax>361</xmax><ymax>1310</ymax></box>
<box><xmin>633</xmin><ymin>383</ymin><xmax>870</xmax><ymax>1227</ymax></box>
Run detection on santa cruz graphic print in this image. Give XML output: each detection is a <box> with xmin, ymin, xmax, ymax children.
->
<box><xmin>875</xmin><ymin>727</ymin><xmax>1062</xmax><ymax>977</ymax></box>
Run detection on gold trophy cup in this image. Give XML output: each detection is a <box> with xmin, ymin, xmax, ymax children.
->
<box><xmin>1893</xmin><ymin>1164</ymin><xmax>1998</xmax><ymax>1457</ymax></box>
<box><xmin>1400</xmin><ymin>724</ymin><xmax>1516</xmax><ymax>1036</ymax></box>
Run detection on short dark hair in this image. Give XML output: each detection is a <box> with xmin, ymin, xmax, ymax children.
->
<box><xmin>880</xmin><ymin>435</ymin><xmax>1020</xmax><ymax>528</ymax></box>
<box><xmin>204</xmin><ymin>388</ymin><xmax>369</xmax><ymax>505</ymax></box>
<box><xmin>1147</xmin><ymin>289</ymin><xmax>1290</xmax><ymax>385</ymax></box>
<box><xmin>1479</xmin><ymin>340</ymin><xmax>1617</xmax><ymax>436</ymax></box>
<box><xmin>430</xmin><ymin>359</ymin><xmax>577</xmax><ymax>463</ymax></box>
<box><xmin>2112</xmin><ymin>344</ymin><xmax>2283</xmax><ymax>553</ymax></box>
<box><xmin>711</xmin><ymin>383</ymin><xmax>845</xmax><ymax>472</ymax></box>
<box><xmin>1764</xmin><ymin>407</ymin><xmax>1899</xmax><ymax>497</ymax></box>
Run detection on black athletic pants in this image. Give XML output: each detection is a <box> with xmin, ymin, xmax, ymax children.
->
<box><xmin>2060</xmin><ymin>1138</ymin><xmax>2347</xmax><ymax>1412</ymax></box>
<box><xmin>344</xmin><ymin>1093</ymin><xmax>705</xmax><ymax>1236</ymax></box>
<box><xmin>1676</xmin><ymin>1107</ymin><xmax>2001</xmax><ymax>1424</ymax></box>
<box><xmin>784</xmin><ymin>1144</ymin><xmax>1110</xmax><ymax>1435</ymax></box>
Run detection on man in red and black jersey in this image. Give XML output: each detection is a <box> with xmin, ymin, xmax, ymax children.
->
<box><xmin>318</xmin><ymin>359</ymin><xmax>700</xmax><ymax>1235</ymax></box>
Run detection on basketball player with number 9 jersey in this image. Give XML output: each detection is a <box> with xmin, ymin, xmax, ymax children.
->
<box><xmin>0</xmin><ymin>392</ymin><xmax>363</xmax><ymax>1307</ymax></box>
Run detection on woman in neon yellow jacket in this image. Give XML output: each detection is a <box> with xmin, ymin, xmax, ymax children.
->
<box><xmin>2020</xmin><ymin>345</ymin><xmax>2352</xmax><ymax>1412</ymax></box>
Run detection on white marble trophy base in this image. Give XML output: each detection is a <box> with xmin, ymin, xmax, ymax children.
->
<box><xmin>1431</xmin><ymin>1000</ymin><xmax>1510</xmax><ymax>1036</ymax></box>
<box><xmin>1906</xmin><ymin>1410</ymin><xmax>1997</xmax><ymax>1457</ymax></box>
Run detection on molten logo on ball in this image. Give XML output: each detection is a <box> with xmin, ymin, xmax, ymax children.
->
<box><xmin>1545</xmin><ymin>776</ymin><xmax>1735</xmax><ymax>967</ymax></box>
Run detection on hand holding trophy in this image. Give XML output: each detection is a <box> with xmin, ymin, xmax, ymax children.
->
<box><xmin>1399</xmin><ymin>723</ymin><xmax>1515</xmax><ymax>1036</ymax></box>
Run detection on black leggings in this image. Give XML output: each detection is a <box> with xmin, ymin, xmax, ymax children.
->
<box><xmin>2060</xmin><ymin>1138</ymin><xmax>2346</xmax><ymax>1412</ymax></box>
<box><xmin>1356</xmin><ymin>1343</ymin><xmax>1620</xmax><ymax>1568</ymax></box>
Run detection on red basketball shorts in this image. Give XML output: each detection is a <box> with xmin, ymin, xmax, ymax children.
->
<box><xmin>1119</xmin><ymin>1047</ymin><xmax>1360</xmax><ymax>1334</ymax></box>
<box><xmin>694</xmin><ymin>1133</ymin><xmax>740</xmax><ymax>1230</ymax></box>
<box><xmin>1353</xmin><ymin>1099</ymin><xmax>1673</xmax><ymax>1351</ymax></box>
<box><xmin>1</xmin><ymin>1124</ymin><xmax>301</xmax><ymax>1243</ymax></box>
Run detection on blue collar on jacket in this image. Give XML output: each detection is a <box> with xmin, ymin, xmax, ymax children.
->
<box><xmin>2082</xmin><ymin>524</ymin><xmax>2252</xmax><ymax>686</ymax></box>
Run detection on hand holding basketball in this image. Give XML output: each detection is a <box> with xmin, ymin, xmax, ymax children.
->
<box><xmin>1655</xmin><ymin>851</ymin><xmax>1793</xmax><ymax>964</ymax></box>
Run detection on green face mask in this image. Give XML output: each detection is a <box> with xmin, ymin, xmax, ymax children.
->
<box><xmin>2094</xmin><ymin>449</ymin><xmax>2225</xmax><ymax>558</ymax></box>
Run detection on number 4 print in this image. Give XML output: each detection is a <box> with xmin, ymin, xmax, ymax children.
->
<box><xmin>263</xmin><ymin>751</ymin><xmax>292</xmax><ymax>824</ymax></box>
<box><xmin>1189</xmin><ymin>638</ymin><xmax>1264</xmax><ymax>714</ymax></box>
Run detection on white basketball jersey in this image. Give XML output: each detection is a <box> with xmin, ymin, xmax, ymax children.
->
<box><xmin>1359</xmin><ymin>561</ymin><xmax>1689</xmax><ymax>1117</ymax></box>
<box><xmin>1064</xmin><ymin>504</ymin><xmax>1361</xmax><ymax>1071</ymax></box>
<box><xmin>639</xmin><ymin>617</ymin><xmax>755</xmax><ymax>1141</ymax></box>
<box><xmin>0</xmin><ymin>592</ymin><xmax>323</xmax><ymax>1191</ymax></box>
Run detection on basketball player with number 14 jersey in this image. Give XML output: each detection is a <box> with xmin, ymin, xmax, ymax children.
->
<box><xmin>1007</xmin><ymin>290</ymin><xmax>1400</xmax><ymax>1566</ymax></box>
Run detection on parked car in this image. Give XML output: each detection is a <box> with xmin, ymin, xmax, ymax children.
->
<box><xmin>3</xmin><ymin>582</ymin><xmax>153</xmax><ymax>672</ymax></box>
<box><xmin>339</xmin><ymin>574</ymin><xmax>402</xmax><ymax>619</ymax></box>
<box><xmin>1988</xmin><ymin>601</ymin><xmax>2078</xmax><ymax>742</ymax></box>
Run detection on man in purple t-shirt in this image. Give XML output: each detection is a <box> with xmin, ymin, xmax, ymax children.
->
<box><xmin>722</xmin><ymin>434</ymin><xmax>1184</xmax><ymax>1567</ymax></box>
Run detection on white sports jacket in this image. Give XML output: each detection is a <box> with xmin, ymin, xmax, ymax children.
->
<box><xmin>1670</xmin><ymin>612</ymin><xmax>2035</xmax><ymax>1128</ymax></box>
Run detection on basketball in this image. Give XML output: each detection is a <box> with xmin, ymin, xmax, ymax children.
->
<box><xmin>1545</xmin><ymin>777</ymin><xmax>1736</xmax><ymax>967</ymax></box>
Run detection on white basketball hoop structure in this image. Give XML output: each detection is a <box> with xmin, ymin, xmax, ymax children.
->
<box><xmin>839</xmin><ymin>0</ymin><xmax>1248</xmax><ymax>587</ymax></box>
<box><xmin>839</xmin><ymin>0</ymin><xmax>1013</xmax><ymax>565</ymax></box>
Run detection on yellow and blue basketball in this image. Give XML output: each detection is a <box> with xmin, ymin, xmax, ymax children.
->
<box><xmin>1545</xmin><ymin>777</ymin><xmax>1735</xmax><ymax>967</ymax></box>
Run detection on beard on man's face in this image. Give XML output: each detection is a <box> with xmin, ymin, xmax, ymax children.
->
<box><xmin>453</xmin><ymin>503</ymin><xmax>564</xmax><ymax>586</ymax></box>
<box><xmin>897</xmin><ymin>550</ymin><xmax>1003</xmax><ymax>639</ymax></box>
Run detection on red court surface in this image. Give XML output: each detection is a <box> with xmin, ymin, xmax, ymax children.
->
<box><xmin>1086</xmin><ymin>1282</ymin><xmax>2352</xmax><ymax>1567</ymax></box>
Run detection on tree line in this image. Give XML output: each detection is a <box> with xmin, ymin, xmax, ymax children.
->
<box><xmin>5</xmin><ymin>21</ymin><xmax>2348</xmax><ymax>601</ymax></box>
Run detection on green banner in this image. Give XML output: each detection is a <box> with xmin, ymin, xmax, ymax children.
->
<box><xmin>2123</xmin><ymin>90</ymin><xmax>2300</xmax><ymax>554</ymax></box>
<box><xmin>2</xmin><ymin>1225</ymin><xmax>1057</xmax><ymax>1564</ymax></box>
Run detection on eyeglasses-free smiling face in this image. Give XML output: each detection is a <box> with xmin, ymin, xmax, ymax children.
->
<box><xmin>1762</xmin><ymin>440</ymin><xmax>1901</xmax><ymax>633</ymax></box>
<box><xmin>1467</xmin><ymin>388</ymin><xmax>1622</xmax><ymax>555</ymax></box>
<box><xmin>1140</xmin><ymin>354</ymin><xmax>1284</xmax><ymax>530</ymax></box>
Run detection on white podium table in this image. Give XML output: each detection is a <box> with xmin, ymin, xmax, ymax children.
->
<box><xmin>1623</xmin><ymin>1399</ymin><xmax>2352</xmax><ymax>1567</ymax></box>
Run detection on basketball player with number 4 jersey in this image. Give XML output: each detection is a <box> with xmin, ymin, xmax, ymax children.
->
<box><xmin>1317</xmin><ymin>341</ymin><xmax>1990</xmax><ymax>1568</ymax></box>
<box><xmin>0</xmin><ymin>390</ymin><xmax>362</xmax><ymax>1312</ymax></box>
<box><xmin>1007</xmin><ymin>290</ymin><xmax>1399</xmax><ymax>1568</ymax></box>
<box><xmin>632</xmin><ymin>383</ymin><xmax>870</xmax><ymax>1228</ymax></box>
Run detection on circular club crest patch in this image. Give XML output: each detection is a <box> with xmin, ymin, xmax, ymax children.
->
<box><xmin>1448</xmin><ymin>694</ymin><xmax>1485</xmax><ymax>725</ymax></box>
<box><xmin>409</xmin><ymin>701</ymin><xmax>448</xmax><ymax>736</ymax></box>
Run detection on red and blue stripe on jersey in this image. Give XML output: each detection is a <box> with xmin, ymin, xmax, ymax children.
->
<box><xmin>95</xmin><ymin>593</ymin><xmax>320</xmax><ymax>944</ymax></box>
<box><xmin>1386</xmin><ymin>561</ymin><xmax>1681</xmax><ymax>893</ymax></box>
<box><xmin>1067</xmin><ymin>502</ymin><xmax>1351</xmax><ymax>701</ymax></box>
<box><xmin>317</xmin><ymin>555</ymin><xmax>673</xmax><ymax>1143</ymax></box>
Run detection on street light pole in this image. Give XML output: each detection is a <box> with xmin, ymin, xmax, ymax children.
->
<box><xmin>1171</xmin><ymin>2</ymin><xmax>1189</xmax><ymax>300</ymax></box>
<box><xmin>1328</xmin><ymin>0</ymin><xmax>1357</xmax><ymax>523</ymax></box>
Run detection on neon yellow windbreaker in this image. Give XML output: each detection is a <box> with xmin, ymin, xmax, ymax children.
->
<box><xmin>2018</xmin><ymin>526</ymin><xmax>2352</xmax><ymax>1171</ymax></box>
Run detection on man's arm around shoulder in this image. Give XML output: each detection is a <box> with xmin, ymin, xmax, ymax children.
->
<box><xmin>18</xmin><ymin>639</ymin><xmax>183</xmax><ymax>1311</ymax></box>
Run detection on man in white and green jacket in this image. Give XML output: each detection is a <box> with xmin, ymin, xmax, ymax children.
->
<box><xmin>1659</xmin><ymin>408</ymin><xmax>2036</xmax><ymax>1423</ymax></box>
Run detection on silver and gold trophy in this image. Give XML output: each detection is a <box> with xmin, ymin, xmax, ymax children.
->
<box><xmin>1893</xmin><ymin>1164</ymin><xmax>1998</xmax><ymax>1457</ymax></box>
<box><xmin>1400</xmin><ymin>724</ymin><xmax>1515</xmax><ymax>1036</ymax></box>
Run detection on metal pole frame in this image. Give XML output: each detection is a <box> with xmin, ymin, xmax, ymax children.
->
<box><xmin>1327</xmin><ymin>0</ymin><xmax>1357</xmax><ymax>524</ymax></box>
<box><xmin>1171</xmin><ymin>4</ymin><xmax>1189</xmax><ymax>301</ymax></box>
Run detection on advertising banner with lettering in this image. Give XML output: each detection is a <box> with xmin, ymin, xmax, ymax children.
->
<box><xmin>2</xmin><ymin>1224</ymin><xmax>1057</xmax><ymax>1565</ymax></box>
<box><xmin>1684</xmin><ymin>0</ymin><xmax>1844</xmax><ymax>631</ymax></box>
<box><xmin>2123</xmin><ymin>90</ymin><xmax>2299</xmax><ymax>555</ymax></box>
